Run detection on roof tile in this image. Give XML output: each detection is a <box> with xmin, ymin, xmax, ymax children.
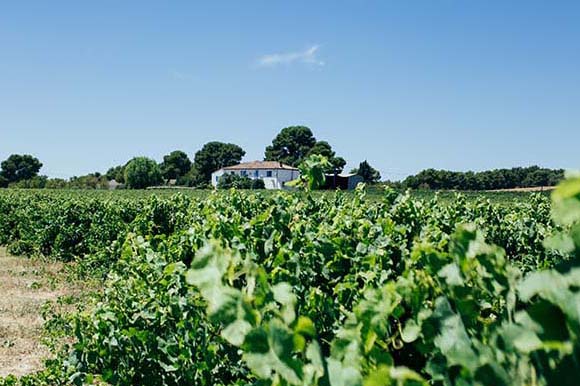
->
<box><xmin>222</xmin><ymin>161</ymin><xmax>298</xmax><ymax>171</ymax></box>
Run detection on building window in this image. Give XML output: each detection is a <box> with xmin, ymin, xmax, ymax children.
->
<box><xmin>254</xmin><ymin>170</ymin><xmax>259</xmax><ymax>177</ymax></box>
<box><xmin>266</xmin><ymin>171</ymin><xmax>272</xmax><ymax>177</ymax></box>
<box><xmin>241</xmin><ymin>170</ymin><xmax>247</xmax><ymax>176</ymax></box>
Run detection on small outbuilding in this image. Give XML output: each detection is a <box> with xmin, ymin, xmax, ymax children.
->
<box><xmin>108</xmin><ymin>179</ymin><xmax>122</xmax><ymax>190</ymax></box>
<box><xmin>323</xmin><ymin>173</ymin><xmax>364</xmax><ymax>190</ymax></box>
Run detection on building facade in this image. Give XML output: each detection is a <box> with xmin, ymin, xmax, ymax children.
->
<box><xmin>211</xmin><ymin>161</ymin><xmax>300</xmax><ymax>189</ymax></box>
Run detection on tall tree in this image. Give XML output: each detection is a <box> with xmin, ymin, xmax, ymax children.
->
<box><xmin>124</xmin><ymin>157</ymin><xmax>163</xmax><ymax>189</ymax></box>
<box><xmin>160</xmin><ymin>150</ymin><xmax>192</xmax><ymax>180</ymax></box>
<box><xmin>307</xmin><ymin>140</ymin><xmax>346</xmax><ymax>173</ymax></box>
<box><xmin>264</xmin><ymin>126</ymin><xmax>317</xmax><ymax>167</ymax></box>
<box><xmin>192</xmin><ymin>142</ymin><xmax>245</xmax><ymax>185</ymax></box>
<box><xmin>0</xmin><ymin>154</ymin><xmax>43</xmax><ymax>183</ymax></box>
<box><xmin>106</xmin><ymin>165</ymin><xmax>126</xmax><ymax>183</ymax></box>
<box><xmin>401</xmin><ymin>166</ymin><xmax>564</xmax><ymax>190</ymax></box>
<box><xmin>351</xmin><ymin>160</ymin><xmax>381</xmax><ymax>183</ymax></box>
<box><xmin>68</xmin><ymin>172</ymin><xmax>109</xmax><ymax>189</ymax></box>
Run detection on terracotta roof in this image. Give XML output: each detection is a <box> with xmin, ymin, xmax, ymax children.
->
<box><xmin>325</xmin><ymin>173</ymin><xmax>360</xmax><ymax>178</ymax></box>
<box><xmin>221</xmin><ymin>161</ymin><xmax>298</xmax><ymax>171</ymax></box>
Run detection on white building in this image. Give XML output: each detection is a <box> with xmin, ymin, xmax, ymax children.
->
<box><xmin>211</xmin><ymin>161</ymin><xmax>299</xmax><ymax>189</ymax></box>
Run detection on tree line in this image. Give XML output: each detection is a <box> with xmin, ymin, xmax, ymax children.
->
<box><xmin>398</xmin><ymin>166</ymin><xmax>565</xmax><ymax>190</ymax></box>
<box><xmin>0</xmin><ymin>126</ymin><xmax>382</xmax><ymax>189</ymax></box>
<box><xmin>1</xmin><ymin>127</ymin><xmax>565</xmax><ymax>191</ymax></box>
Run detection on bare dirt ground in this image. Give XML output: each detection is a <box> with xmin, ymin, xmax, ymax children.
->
<box><xmin>0</xmin><ymin>247</ymin><xmax>75</xmax><ymax>377</ymax></box>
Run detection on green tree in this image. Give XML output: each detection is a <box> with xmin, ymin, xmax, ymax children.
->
<box><xmin>191</xmin><ymin>142</ymin><xmax>245</xmax><ymax>186</ymax></box>
<box><xmin>264</xmin><ymin>126</ymin><xmax>317</xmax><ymax>167</ymax></box>
<box><xmin>106</xmin><ymin>165</ymin><xmax>126</xmax><ymax>183</ymax></box>
<box><xmin>401</xmin><ymin>166</ymin><xmax>565</xmax><ymax>191</ymax></box>
<box><xmin>308</xmin><ymin>140</ymin><xmax>346</xmax><ymax>173</ymax></box>
<box><xmin>265</xmin><ymin>126</ymin><xmax>347</xmax><ymax>171</ymax></box>
<box><xmin>160</xmin><ymin>150</ymin><xmax>192</xmax><ymax>181</ymax></box>
<box><xmin>177</xmin><ymin>167</ymin><xmax>202</xmax><ymax>187</ymax></box>
<box><xmin>124</xmin><ymin>157</ymin><xmax>163</xmax><ymax>189</ymax></box>
<box><xmin>45</xmin><ymin>178</ymin><xmax>68</xmax><ymax>189</ymax></box>
<box><xmin>0</xmin><ymin>154</ymin><xmax>43</xmax><ymax>183</ymax></box>
<box><xmin>351</xmin><ymin>160</ymin><xmax>381</xmax><ymax>183</ymax></box>
<box><xmin>68</xmin><ymin>173</ymin><xmax>109</xmax><ymax>189</ymax></box>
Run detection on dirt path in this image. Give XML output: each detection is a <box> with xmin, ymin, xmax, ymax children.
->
<box><xmin>0</xmin><ymin>247</ymin><xmax>72</xmax><ymax>377</ymax></box>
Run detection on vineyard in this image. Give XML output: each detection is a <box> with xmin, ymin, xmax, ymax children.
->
<box><xmin>0</xmin><ymin>177</ymin><xmax>579</xmax><ymax>386</ymax></box>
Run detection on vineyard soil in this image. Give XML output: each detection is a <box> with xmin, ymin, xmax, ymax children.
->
<box><xmin>0</xmin><ymin>248</ymin><xmax>78</xmax><ymax>377</ymax></box>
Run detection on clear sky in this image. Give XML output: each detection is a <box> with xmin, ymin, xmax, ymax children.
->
<box><xmin>1</xmin><ymin>1</ymin><xmax>579</xmax><ymax>180</ymax></box>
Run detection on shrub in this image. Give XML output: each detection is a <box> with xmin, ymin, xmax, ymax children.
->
<box><xmin>124</xmin><ymin>157</ymin><xmax>163</xmax><ymax>189</ymax></box>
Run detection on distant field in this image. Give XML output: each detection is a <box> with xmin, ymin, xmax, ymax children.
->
<box><xmin>395</xmin><ymin>188</ymin><xmax>552</xmax><ymax>204</ymax></box>
<box><xmin>1</xmin><ymin>186</ymin><xmax>550</xmax><ymax>206</ymax></box>
<box><xmin>485</xmin><ymin>186</ymin><xmax>556</xmax><ymax>192</ymax></box>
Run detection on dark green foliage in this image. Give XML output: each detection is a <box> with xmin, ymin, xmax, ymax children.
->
<box><xmin>9</xmin><ymin>173</ymin><xmax>110</xmax><ymax>190</ymax></box>
<box><xmin>67</xmin><ymin>173</ymin><xmax>109</xmax><ymax>189</ymax></box>
<box><xmin>124</xmin><ymin>157</ymin><xmax>163</xmax><ymax>189</ymax></box>
<box><xmin>0</xmin><ymin>154</ymin><xmax>43</xmax><ymax>184</ymax></box>
<box><xmin>403</xmin><ymin>166</ymin><xmax>565</xmax><ymax>190</ymax></box>
<box><xmin>191</xmin><ymin>142</ymin><xmax>245</xmax><ymax>186</ymax></box>
<box><xmin>7</xmin><ymin>175</ymin><xmax>48</xmax><ymax>188</ymax></box>
<box><xmin>160</xmin><ymin>150</ymin><xmax>192</xmax><ymax>181</ymax></box>
<box><xmin>176</xmin><ymin>167</ymin><xmax>203</xmax><ymax>187</ymax></box>
<box><xmin>217</xmin><ymin>173</ymin><xmax>265</xmax><ymax>189</ymax></box>
<box><xmin>0</xmin><ymin>191</ymin><xmax>141</xmax><ymax>261</ymax></box>
<box><xmin>352</xmin><ymin>160</ymin><xmax>381</xmax><ymax>183</ymax></box>
<box><xmin>6</xmin><ymin>173</ymin><xmax>112</xmax><ymax>190</ymax></box>
<box><xmin>106</xmin><ymin>164</ymin><xmax>126</xmax><ymax>183</ymax></box>
<box><xmin>265</xmin><ymin>126</ymin><xmax>317</xmax><ymax>167</ymax></box>
<box><xmin>44</xmin><ymin>178</ymin><xmax>68</xmax><ymax>189</ymax></box>
<box><xmin>265</xmin><ymin>126</ymin><xmax>346</xmax><ymax>172</ymax></box>
<box><xmin>307</xmin><ymin>140</ymin><xmax>346</xmax><ymax>173</ymax></box>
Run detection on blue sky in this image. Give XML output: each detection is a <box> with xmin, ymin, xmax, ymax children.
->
<box><xmin>1</xmin><ymin>1</ymin><xmax>579</xmax><ymax>180</ymax></box>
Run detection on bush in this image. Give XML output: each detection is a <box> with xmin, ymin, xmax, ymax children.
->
<box><xmin>8</xmin><ymin>175</ymin><xmax>48</xmax><ymax>188</ymax></box>
<box><xmin>402</xmin><ymin>166</ymin><xmax>565</xmax><ymax>190</ymax></box>
<box><xmin>45</xmin><ymin>178</ymin><xmax>68</xmax><ymax>189</ymax></box>
<box><xmin>124</xmin><ymin>157</ymin><xmax>163</xmax><ymax>189</ymax></box>
<box><xmin>217</xmin><ymin>173</ymin><xmax>265</xmax><ymax>189</ymax></box>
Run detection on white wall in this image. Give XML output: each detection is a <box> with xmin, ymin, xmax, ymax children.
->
<box><xmin>211</xmin><ymin>168</ymin><xmax>299</xmax><ymax>189</ymax></box>
<box><xmin>211</xmin><ymin>169</ymin><xmax>226</xmax><ymax>187</ymax></box>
